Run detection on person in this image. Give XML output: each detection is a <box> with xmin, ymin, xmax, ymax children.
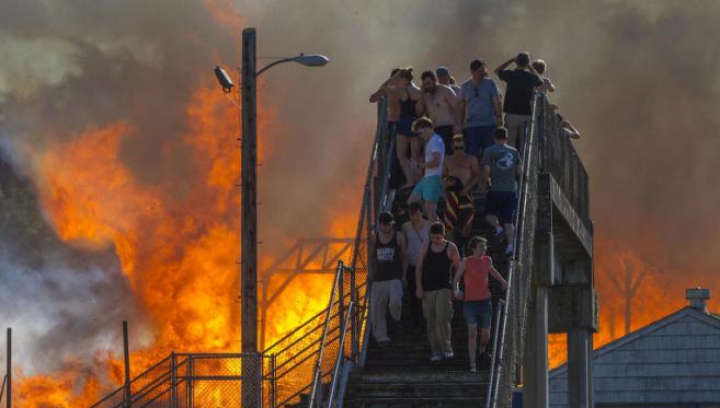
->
<box><xmin>437</xmin><ymin>66</ymin><xmax>462</xmax><ymax>95</ymax></box>
<box><xmin>453</xmin><ymin>236</ymin><xmax>508</xmax><ymax>372</ymax></box>
<box><xmin>494</xmin><ymin>52</ymin><xmax>543</xmax><ymax>153</ymax></box>
<box><xmin>402</xmin><ymin>202</ymin><xmax>431</xmax><ymax>331</ymax></box>
<box><xmin>459</xmin><ymin>59</ymin><xmax>503</xmax><ymax>157</ymax></box>
<box><xmin>417</xmin><ymin>70</ymin><xmax>461</xmax><ymax>154</ymax></box>
<box><xmin>443</xmin><ymin>135</ymin><xmax>480</xmax><ymax>245</ymax></box>
<box><xmin>532</xmin><ymin>59</ymin><xmax>556</xmax><ymax>94</ymax></box>
<box><xmin>480</xmin><ymin>127</ymin><xmax>523</xmax><ymax>255</ymax></box>
<box><xmin>415</xmin><ymin>222</ymin><xmax>461</xmax><ymax>362</ymax></box>
<box><xmin>370</xmin><ymin>68</ymin><xmax>408</xmax><ymax>188</ymax></box>
<box><xmin>408</xmin><ymin>117</ymin><xmax>445</xmax><ymax>221</ymax></box>
<box><xmin>558</xmin><ymin>114</ymin><xmax>581</xmax><ymax>139</ymax></box>
<box><xmin>372</xmin><ymin>67</ymin><xmax>422</xmax><ymax>188</ymax></box>
<box><xmin>370</xmin><ymin>211</ymin><xmax>407</xmax><ymax>348</ymax></box>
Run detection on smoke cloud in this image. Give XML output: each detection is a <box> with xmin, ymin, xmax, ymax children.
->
<box><xmin>1</xmin><ymin>0</ymin><xmax>720</xmax><ymax>389</ymax></box>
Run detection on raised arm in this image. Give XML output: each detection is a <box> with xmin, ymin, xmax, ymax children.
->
<box><xmin>494</xmin><ymin>57</ymin><xmax>515</xmax><ymax>76</ymax></box>
<box><xmin>369</xmin><ymin>73</ymin><xmax>400</xmax><ymax>103</ymax></box>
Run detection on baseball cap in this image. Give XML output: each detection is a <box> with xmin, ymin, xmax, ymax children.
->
<box><xmin>436</xmin><ymin>66</ymin><xmax>450</xmax><ymax>77</ymax></box>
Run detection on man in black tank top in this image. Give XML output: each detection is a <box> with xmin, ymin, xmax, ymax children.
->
<box><xmin>415</xmin><ymin>222</ymin><xmax>461</xmax><ymax>361</ymax></box>
<box><xmin>370</xmin><ymin>212</ymin><xmax>407</xmax><ymax>348</ymax></box>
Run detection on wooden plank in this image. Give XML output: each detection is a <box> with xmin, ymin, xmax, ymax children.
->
<box><xmin>546</xmin><ymin>174</ymin><xmax>593</xmax><ymax>256</ymax></box>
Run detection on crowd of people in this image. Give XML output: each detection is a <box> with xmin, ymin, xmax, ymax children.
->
<box><xmin>368</xmin><ymin>52</ymin><xmax>578</xmax><ymax>372</ymax></box>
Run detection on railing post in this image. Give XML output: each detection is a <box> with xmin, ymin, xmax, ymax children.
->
<box><xmin>6</xmin><ymin>328</ymin><xmax>10</xmax><ymax>408</ymax></box>
<box><xmin>338</xmin><ymin>261</ymin><xmax>345</xmax><ymax>338</ymax></box>
<box><xmin>170</xmin><ymin>352</ymin><xmax>177</xmax><ymax>408</ymax></box>
<box><xmin>269</xmin><ymin>354</ymin><xmax>276</xmax><ymax>408</ymax></box>
<box><xmin>187</xmin><ymin>355</ymin><xmax>194</xmax><ymax>408</ymax></box>
<box><xmin>122</xmin><ymin>321</ymin><xmax>132</xmax><ymax>408</ymax></box>
<box><xmin>350</xmin><ymin>264</ymin><xmax>358</xmax><ymax>361</ymax></box>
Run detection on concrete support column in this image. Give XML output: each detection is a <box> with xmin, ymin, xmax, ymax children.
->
<box><xmin>523</xmin><ymin>284</ymin><xmax>549</xmax><ymax>408</ymax></box>
<box><xmin>567</xmin><ymin>328</ymin><xmax>593</xmax><ymax>408</ymax></box>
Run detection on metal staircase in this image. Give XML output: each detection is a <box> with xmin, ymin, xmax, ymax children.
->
<box><xmin>88</xmin><ymin>93</ymin><xmax>594</xmax><ymax>408</ymax></box>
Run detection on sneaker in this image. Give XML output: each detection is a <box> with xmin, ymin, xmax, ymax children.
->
<box><xmin>494</xmin><ymin>226</ymin><xmax>504</xmax><ymax>236</ymax></box>
<box><xmin>469</xmin><ymin>366</ymin><xmax>478</xmax><ymax>373</ymax></box>
<box><xmin>430</xmin><ymin>355</ymin><xmax>442</xmax><ymax>363</ymax></box>
<box><xmin>505</xmin><ymin>244</ymin><xmax>515</xmax><ymax>255</ymax></box>
<box><xmin>480</xmin><ymin>351</ymin><xmax>492</xmax><ymax>363</ymax></box>
<box><xmin>443</xmin><ymin>351</ymin><xmax>455</xmax><ymax>359</ymax></box>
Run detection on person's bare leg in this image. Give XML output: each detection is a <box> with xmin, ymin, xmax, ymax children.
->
<box><xmin>424</xmin><ymin>201</ymin><xmax>438</xmax><ymax>221</ymax></box>
<box><xmin>505</xmin><ymin>223</ymin><xmax>515</xmax><ymax>244</ymax></box>
<box><xmin>396</xmin><ymin>134</ymin><xmax>414</xmax><ymax>188</ymax></box>
<box><xmin>468</xmin><ymin>323</ymin><xmax>478</xmax><ymax>370</ymax></box>
<box><xmin>410</xmin><ymin>137</ymin><xmax>423</xmax><ymax>183</ymax></box>
<box><xmin>480</xmin><ymin>327</ymin><xmax>490</xmax><ymax>353</ymax></box>
<box><xmin>486</xmin><ymin>214</ymin><xmax>501</xmax><ymax>231</ymax></box>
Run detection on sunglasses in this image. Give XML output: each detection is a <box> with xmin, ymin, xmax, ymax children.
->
<box><xmin>414</xmin><ymin>131</ymin><xmax>424</xmax><ymax>137</ymax></box>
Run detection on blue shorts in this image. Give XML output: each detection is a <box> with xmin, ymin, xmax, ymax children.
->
<box><xmin>486</xmin><ymin>191</ymin><xmax>518</xmax><ymax>224</ymax></box>
<box><xmin>463</xmin><ymin>300</ymin><xmax>492</xmax><ymax>328</ymax></box>
<box><xmin>411</xmin><ymin>175</ymin><xmax>443</xmax><ymax>202</ymax></box>
<box><xmin>463</xmin><ymin>126</ymin><xmax>495</xmax><ymax>157</ymax></box>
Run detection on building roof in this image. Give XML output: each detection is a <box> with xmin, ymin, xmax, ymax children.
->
<box><xmin>550</xmin><ymin>306</ymin><xmax>720</xmax><ymax>407</ymax></box>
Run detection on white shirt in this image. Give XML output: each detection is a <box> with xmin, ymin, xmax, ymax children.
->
<box><xmin>424</xmin><ymin>134</ymin><xmax>445</xmax><ymax>177</ymax></box>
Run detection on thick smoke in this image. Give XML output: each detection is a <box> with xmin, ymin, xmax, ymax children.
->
<box><xmin>2</xmin><ymin>0</ymin><xmax>720</xmax><ymax>384</ymax></box>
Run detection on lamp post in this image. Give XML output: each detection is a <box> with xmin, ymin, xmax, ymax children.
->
<box><xmin>216</xmin><ymin>27</ymin><xmax>328</xmax><ymax>408</ymax></box>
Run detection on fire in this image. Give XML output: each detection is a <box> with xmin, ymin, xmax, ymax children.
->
<box><xmin>548</xmin><ymin>237</ymin><xmax>720</xmax><ymax>369</ymax></box>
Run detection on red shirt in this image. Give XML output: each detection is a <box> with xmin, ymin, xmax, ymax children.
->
<box><xmin>464</xmin><ymin>256</ymin><xmax>492</xmax><ymax>301</ymax></box>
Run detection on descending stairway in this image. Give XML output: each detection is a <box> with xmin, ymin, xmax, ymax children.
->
<box><xmin>342</xmin><ymin>189</ymin><xmax>510</xmax><ymax>408</ymax></box>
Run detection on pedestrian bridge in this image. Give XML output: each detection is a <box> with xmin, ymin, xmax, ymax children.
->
<box><xmin>88</xmin><ymin>93</ymin><xmax>595</xmax><ymax>408</ymax></box>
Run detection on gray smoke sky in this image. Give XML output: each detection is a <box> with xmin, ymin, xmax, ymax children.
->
<box><xmin>2</xmin><ymin>0</ymin><xmax>720</xmax><ymax>380</ymax></box>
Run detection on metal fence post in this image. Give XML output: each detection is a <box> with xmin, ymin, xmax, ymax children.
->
<box><xmin>170</xmin><ymin>352</ymin><xmax>177</xmax><ymax>408</ymax></box>
<box><xmin>187</xmin><ymin>355</ymin><xmax>194</xmax><ymax>408</ymax></box>
<box><xmin>6</xmin><ymin>328</ymin><xmax>10</xmax><ymax>408</ymax></box>
<box><xmin>123</xmin><ymin>322</ymin><xmax>132</xmax><ymax>408</ymax></box>
<box><xmin>338</xmin><ymin>261</ymin><xmax>345</xmax><ymax>336</ymax></box>
<box><xmin>269</xmin><ymin>354</ymin><xmax>276</xmax><ymax>408</ymax></box>
<box><xmin>350</xmin><ymin>264</ymin><xmax>358</xmax><ymax>361</ymax></box>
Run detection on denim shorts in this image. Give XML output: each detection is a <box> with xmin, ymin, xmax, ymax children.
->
<box><xmin>463</xmin><ymin>126</ymin><xmax>495</xmax><ymax>157</ymax></box>
<box><xmin>463</xmin><ymin>299</ymin><xmax>493</xmax><ymax>328</ymax></box>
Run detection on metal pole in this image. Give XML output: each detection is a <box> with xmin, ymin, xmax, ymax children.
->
<box><xmin>270</xmin><ymin>354</ymin><xmax>276</xmax><ymax>408</ymax></box>
<box><xmin>123</xmin><ymin>322</ymin><xmax>132</xmax><ymax>408</ymax></box>
<box><xmin>6</xmin><ymin>328</ymin><xmax>10</xmax><ymax>408</ymax></box>
<box><xmin>241</xmin><ymin>27</ymin><xmax>261</xmax><ymax>408</ymax></box>
<box><xmin>188</xmin><ymin>356</ymin><xmax>194</xmax><ymax>408</ymax></box>
<box><xmin>170</xmin><ymin>352</ymin><xmax>177</xmax><ymax>408</ymax></box>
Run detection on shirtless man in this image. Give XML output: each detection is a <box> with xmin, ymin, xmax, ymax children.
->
<box><xmin>443</xmin><ymin>135</ymin><xmax>480</xmax><ymax>243</ymax></box>
<box><xmin>417</xmin><ymin>70</ymin><xmax>461</xmax><ymax>155</ymax></box>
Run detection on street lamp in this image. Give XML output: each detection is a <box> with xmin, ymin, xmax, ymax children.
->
<box><xmin>214</xmin><ymin>27</ymin><xmax>328</xmax><ymax>408</ymax></box>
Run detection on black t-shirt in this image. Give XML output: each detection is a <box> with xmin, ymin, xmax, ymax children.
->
<box><xmin>498</xmin><ymin>69</ymin><xmax>542</xmax><ymax>116</ymax></box>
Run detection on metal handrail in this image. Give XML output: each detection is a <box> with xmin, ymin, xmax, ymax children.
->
<box><xmin>308</xmin><ymin>261</ymin><xmax>345</xmax><ymax>407</ymax></box>
<box><xmin>485</xmin><ymin>299</ymin><xmax>506</xmax><ymax>408</ymax></box>
<box><xmin>0</xmin><ymin>374</ymin><xmax>6</xmax><ymax>404</ymax></box>
<box><xmin>488</xmin><ymin>93</ymin><xmax>542</xmax><ymax>408</ymax></box>
<box><xmin>327</xmin><ymin>302</ymin><xmax>354</xmax><ymax>408</ymax></box>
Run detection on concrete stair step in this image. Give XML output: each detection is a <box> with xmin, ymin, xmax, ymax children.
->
<box><xmin>349</xmin><ymin>370</ymin><xmax>488</xmax><ymax>384</ymax></box>
<box><xmin>345</xmin><ymin>382</ymin><xmax>488</xmax><ymax>399</ymax></box>
<box><xmin>343</xmin><ymin>396</ymin><xmax>486</xmax><ymax>408</ymax></box>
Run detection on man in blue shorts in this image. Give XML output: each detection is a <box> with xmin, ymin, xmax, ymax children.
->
<box><xmin>408</xmin><ymin>117</ymin><xmax>445</xmax><ymax>221</ymax></box>
<box><xmin>480</xmin><ymin>127</ymin><xmax>523</xmax><ymax>255</ymax></box>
